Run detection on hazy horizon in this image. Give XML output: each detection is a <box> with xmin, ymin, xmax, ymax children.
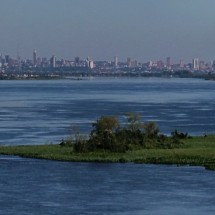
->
<box><xmin>0</xmin><ymin>0</ymin><xmax>215</xmax><ymax>63</ymax></box>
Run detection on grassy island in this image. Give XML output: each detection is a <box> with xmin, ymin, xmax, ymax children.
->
<box><xmin>0</xmin><ymin>114</ymin><xmax>215</xmax><ymax>171</ymax></box>
<box><xmin>0</xmin><ymin>135</ymin><xmax>215</xmax><ymax>170</ymax></box>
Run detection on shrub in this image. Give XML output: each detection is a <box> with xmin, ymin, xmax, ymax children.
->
<box><xmin>73</xmin><ymin>139</ymin><xmax>88</xmax><ymax>153</ymax></box>
<box><xmin>171</xmin><ymin>129</ymin><xmax>188</xmax><ymax>139</ymax></box>
<box><xmin>88</xmin><ymin>116</ymin><xmax>120</xmax><ymax>152</ymax></box>
<box><xmin>144</xmin><ymin>121</ymin><xmax>160</xmax><ymax>138</ymax></box>
<box><xmin>91</xmin><ymin>116</ymin><xmax>119</xmax><ymax>135</ymax></box>
<box><xmin>125</xmin><ymin>112</ymin><xmax>143</xmax><ymax>132</ymax></box>
<box><xmin>62</xmin><ymin>113</ymin><xmax>187</xmax><ymax>153</ymax></box>
<box><xmin>60</xmin><ymin>138</ymin><xmax>73</xmax><ymax>147</ymax></box>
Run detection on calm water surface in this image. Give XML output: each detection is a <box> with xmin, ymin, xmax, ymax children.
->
<box><xmin>0</xmin><ymin>77</ymin><xmax>215</xmax><ymax>145</ymax></box>
<box><xmin>0</xmin><ymin>156</ymin><xmax>215</xmax><ymax>215</ymax></box>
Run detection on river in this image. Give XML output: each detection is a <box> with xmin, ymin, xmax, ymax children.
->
<box><xmin>0</xmin><ymin>77</ymin><xmax>215</xmax><ymax>145</ymax></box>
<box><xmin>0</xmin><ymin>156</ymin><xmax>215</xmax><ymax>215</ymax></box>
<box><xmin>0</xmin><ymin>77</ymin><xmax>215</xmax><ymax>214</ymax></box>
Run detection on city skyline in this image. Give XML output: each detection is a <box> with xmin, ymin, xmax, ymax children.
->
<box><xmin>0</xmin><ymin>0</ymin><xmax>215</xmax><ymax>62</ymax></box>
<box><xmin>1</xmin><ymin>49</ymin><xmax>214</xmax><ymax>72</ymax></box>
<box><xmin>1</xmin><ymin>49</ymin><xmax>215</xmax><ymax>65</ymax></box>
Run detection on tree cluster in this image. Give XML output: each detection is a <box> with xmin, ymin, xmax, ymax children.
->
<box><xmin>60</xmin><ymin>113</ymin><xmax>186</xmax><ymax>153</ymax></box>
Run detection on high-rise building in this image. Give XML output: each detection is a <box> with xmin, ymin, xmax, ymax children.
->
<box><xmin>86</xmin><ymin>57</ymin><xmax>94</xmax><ymax>69</ymax></box>
<box><xmin>114</xmin><ymin>56</ymin><xmax>118</xmax><ymax>67</ymax></box>
<box><xmin>75</xmin><ymin>57</ymin><xmax>80</xmax><ymax>66</ymax></box>
<box><xmin>5</xmin><ymin>55</ymin><xmax>10</xmax><ymax>64</ymax></box>
<box><xmin>166</xmin><ymin>57</ymin><xmax>171</xmax><ymax>68</ymax></box>
<box><xmin>50</xmin><ymin>55</ymin><xmax>56</xmax><ymax>68</ymax></box>
<box><xmin>179</xmin><ymin>59</ymin><xmax>184</xmax><ymax>68</ymax></box>
<box><xmin>0</xmin><ymin>54</ymin><xmax>3</xmax><ymax>64</ymax></box>
<box><xmin>132</xmin><ymin>60</ymin><xmax>138</xmax><ymax>68</ymax></box>
<box><xmin>89</xmin><ymin>60</ymin><xmax>94</xmax><ymax>69</ymax></box>
<box><xmin>193</xmin><ymin>58</ymin><xmax>199</xmax><ymax>70</ymax></box>
<box><xmin>33</xmin><ymin>50</ymin><xmax>37</xmax><ymax>66</ymax></box>
<box><xmin>148</xmin><ymin>60</ymin><xmax>153</xmax><ymax>67</ymax></box>
<box><xmin>199</xmin><ymin>61</ymin><xmax>205</xmax><ymax>70</ymax></box>
<box><xmin>127</xmin><ymin>57</ymin><xmax>132</xmax><ymax>67</ymax></box>
<box><xmin>157</xmin><ymin>60</ymin><xmax>164</xmax><ymax>69</ymax></box>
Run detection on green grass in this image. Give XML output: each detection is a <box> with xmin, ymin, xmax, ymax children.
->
<box><xmin>0</xmin><ymin>135</ymin><xmax>215</xmax><ymax>170</ymax></box>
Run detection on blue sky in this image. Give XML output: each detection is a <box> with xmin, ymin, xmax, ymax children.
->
<box><xmin>0</xmin><ymin>0</ymin><xmax>215</xmax><ymax>63</ymax></box>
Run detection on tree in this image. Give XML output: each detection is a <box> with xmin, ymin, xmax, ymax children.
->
<box><xmin>91</xmin><ymin>116</ymin><xmax>119</xmax><ymax>135</ymax></box>
<box><xmin>60</xmin><ymin>124</ymin><xmax>88</xmax><ymax>153</ymax></box>
<box><xmin>89</xmin><ymin>116</ymin><xmax>119</xmax><ymax>151</ymax></box>
<box><xmin>144</xmin><ymin>121</ymin><xmax>160</xmax><ymax>138</ymax></box>
<box><xmin>125</xmin><ymin>112</ymin><xmax>143</xmax><ymax>132</ymax></box>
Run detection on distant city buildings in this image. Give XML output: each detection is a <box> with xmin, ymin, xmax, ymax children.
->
<box><xmin>127</xmin><ymin>57</ymin><xmax>138</xmax><ymax>68</ymax></box>
<box><xmin>0</xmin><ymin>50</ymin><xmax>214</xmax><ymax>76</ymax></box>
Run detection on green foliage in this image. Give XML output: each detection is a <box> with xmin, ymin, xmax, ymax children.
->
<box><xmin>144</xmin><ymin>121</ymin><xmax>160</xmax><ymax>138</ymax></box>
<box><xmin>88</xmin><ymin>116</ymin><xmax>128</xmax><ymax>153</ymax></box>
<box><xmin>70</xmin><ymin>113</ymin><xmax>186</xmax><ymax>153</ymax></box>
<box><xmin>171</xmin><ymin>129</ymin><xmax>188</xmax><ymax>139</ymax></box>
<box><xmin>61</xmin><ymin>124</ymin><xmax>88</xmax><ymax>153</ymax></box>
<box><xmin>91</xmin><ymin>116</ymin><xmax>119</xmax><ymax>135</ymax></box>
<box><xmin>1</xmin><ymin>135</ymin><xmax>215</xmax><ymax>171</ymax></box>
<box><xmin>73</xmin><ymin>138</ymin><xmax>88</xmax><ymax>153</ymax></box>
<box><xmin>125</xmin><ymin>112</ymin><xmax>143</xmax><ymax>132</ymax></box>
<box><xmin>60</xmin><ymin>138</ymin><xmax>73</xmax><ymax>147</ymax></box>
<box><xmin>116</xmin><ymin>128</ymin><xmax>144</xmax><ymax>149</ymax></box>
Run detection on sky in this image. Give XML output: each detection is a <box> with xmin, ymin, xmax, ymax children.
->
<box><xmin>0</xmin><ymin>0</ymin><xmax>215</xmax><ymax>63</ymax></box>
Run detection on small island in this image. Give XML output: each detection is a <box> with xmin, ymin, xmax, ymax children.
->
<box><xmin>0</xmin><ymin>113</ymin><xmax>215</xmax><ymax>171</ymax></box>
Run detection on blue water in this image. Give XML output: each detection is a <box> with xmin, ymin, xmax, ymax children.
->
<box><xmin>0</xmin><ymin>77</ymin><xmax>215</xmax><ymax>145</ymax></box>
<box><xmin>0</xmin><ymin>77</ymin><xmax>215</xmax><ymax>214</ymax></box>
<box><xmin>0</xmin><ymin>156</ymin><xmax>214</xmax><ymax>215</ymax></box>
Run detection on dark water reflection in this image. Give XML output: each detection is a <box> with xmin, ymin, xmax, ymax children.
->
<box><xmin>0</xmin><ymin>156</ymin><xmax>214</xmax><ymax>215</ymax></box>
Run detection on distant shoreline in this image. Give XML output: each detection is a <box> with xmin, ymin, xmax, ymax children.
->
<box><xmin>1</xmin><ymin>69</ymin><xmax>215</xmax><ymax>81</ymax></box>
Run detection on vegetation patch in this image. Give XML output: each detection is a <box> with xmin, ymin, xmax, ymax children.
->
<box><xmin>61</xmin><ymin>113</ymin><xmax>185</xmax><ymax>153</ymax></box>
<box><xmin>0</xmin><ymin>114</ymin><xmax>215</xmax><ymax>171</ymax></box>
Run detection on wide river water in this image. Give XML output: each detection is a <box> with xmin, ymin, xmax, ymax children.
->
<box><xmin>0</xmin><ymin>77</ymin><xmax>215</xmax><ymax>214</ymax></box>
<box><xmin>0</xmin><ymin>77</ymin><xmax>215</xmax><ymax>145</ymax></box>
<box><xmin>0</xmin><ymin>156</ymin><xmax>214</xmax><ymax>215</ymax></box>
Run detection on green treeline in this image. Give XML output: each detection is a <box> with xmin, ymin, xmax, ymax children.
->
<box><xmin>60</xmin><ymin>113</ymin><xmax>187</xmax><ymax>153</ymax></box>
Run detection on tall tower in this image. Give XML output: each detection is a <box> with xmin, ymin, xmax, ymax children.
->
<box><xmin>33</xmin><ymin>50</ymin><xmax>37</xmax><ymax>66</ymax></box>
<box><xmin>114</xmin><ymin>56</ymin><xmax>118</xmax><ymax>67</ymax></box>
<box><xmin>127</xmin><ymin>57</ymin><xmax>131</xmax><ymax>68</ymax></box>
<box><xmin>179</xmin><ymin>59</ymin><xmax>184</xmax><ymax>68</ymax></box>
<box><xmin>5</xmin><ymin>55</ymin><xmax>10</xmax><ymax>64</ymax></box>
<box><xmin>89</xmin><ymin>60</ymin><xmax>94</xmax><ymax>69</ymax></box>
<box><xmin>50</xmin><ymin>55</ymin><xmax>56</xmax><ymax>68</ymax></box>
<box><xmin>166</xmin><ymin>57</ymin><xmax>171</xmax><ymax>68</ymax></box>
<box><xmin>193</xmin><ymin>58</ymin><xmax>199</xmax><ymax>70</ymax></box>
<box><xmin>86</xmin><ymin>57</ymin><xmax>94</xmax><ymax>69</ymax></box>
